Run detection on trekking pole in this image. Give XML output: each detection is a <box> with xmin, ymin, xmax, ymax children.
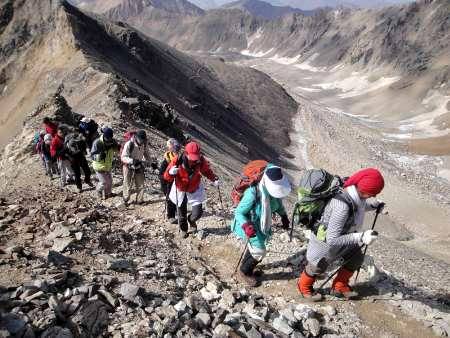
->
<box><xmin>354</xmin><ymin>204</ymin><xmax>383</xmax><ymax>283</ymax></box>
<box><xmin>233</xmin><ymin>237</ymin><xmax>249</xmax><ymax>274</ymax></box>
<box><xmin>174</xmin><ymin>177</ymin><xmax>182</xmax><ymax>232</ymax></box>
<box><xmin>289</xmin><ymin>203</ymin><xmax>298</xmax><ymax>242</ymax></box>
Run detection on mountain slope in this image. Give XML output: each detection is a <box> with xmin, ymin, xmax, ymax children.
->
<box><xmin>0</xmin><ymin>0</ymin><xmax>297</xmax><ymax>163</ymax></box>
<box><xmin>222</xmin><ymin>0</ymin><xmax>310</xmax><ymax>19</ymax></box>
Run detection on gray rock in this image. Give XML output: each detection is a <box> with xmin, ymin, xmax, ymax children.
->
<box><xmin>200</xmin><ymin>287</ymin><xmax>220</xmax><ymax>302</ymax></box>
<box><xmin>119</xmin><ymin>283</ymin><xmax>143</xmax><ymax>302</ymax></box>
<box><xmin>47</xmin><ymin>225</ymin><xmax>71</xmax><ymax>240</ymax></box>
<box><xmin>48</xmin><ymin>250</ymin><xmax>72</xmax><ymax>266</ymax></box>
<box><xmin>195</xmin><ymin>312</ymin><xmax>212</xmax><ymax>328</ymax></box>
<box><xmin>294</xmin><ymin>304</ymin><xmax>315</xmax><ymax>320</ymax></box>
<box><xmin>279</xmin><ymin>308</ymin><xmax>296</xmax><ymax>324</ymax></box>
<box><xmin>52</xmin><ymin>238</ymin><xmax>74</xmax><ymax>253</ymax></box>
<box><xmin>0</xmin><ymin>313</ymin><xmax>26</xmax><ymax>335</ymax></box>
<box><xmin>71</xmin><ymin>300</ymin><xmax>109</xmax><ymax>337</ymax></box>
<box><xmin>246</xmin><ymin>327</ymin><xmax>262</xmax><ymax>338</ymax></box>
<box><xmin>219</xmin><ymin>290</ymin><xmax>236</xmax><ymax>308</ymax></box>
<box><xmin>272</xmin><ymin>316</ymin><xmax>293</xmax><ymax>335</ymax></box>
<box><xmin>197</xmin><ymin>229</ymin><xmax>207</xmax><ymax>240</ymax></box>
<box><xmin>41</xmin><ymin>326</ymin><xmax>73</xmax><ymax>338</ymax></box>
<box><xmin>174</xmin><ymin>300</ymin><xmax>187</xmax><ymax>313</ymax></box>
<box><xmin>98</xmin><ymin>289</ymin><xmax>119</xmax><ymax>307</ymax></box>
<box><xmin>213</xmin><ymin>324</ymin><xmax>232</xmax><ymax>337</ymax></box>
<box><xmin>323</xmin><ymin>305</ymin><xmax>337</xmax><ymax>316</ymax></box>
<box><xmin>304</xmin><ymin>318</ymin><xmax>321</xmax><ymax>337</ymax></box>
<box><xmin>432</xmin><ymin>325</ymin><xmax>447</xmax><ymax>337</ymax></box>
<box><xmin>107</xmin><ymin>259</ymin><xmax>133</xmax><ymax>271</ymax></box>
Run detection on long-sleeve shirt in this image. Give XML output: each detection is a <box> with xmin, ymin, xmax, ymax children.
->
<box><xmin>121</xmin><ymin>137</ymin><xmax>152</xmax><ymax>165</ymax></box>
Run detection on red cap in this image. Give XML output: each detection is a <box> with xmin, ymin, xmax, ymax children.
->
<box><xmin>344</xmin><ymin>168</ymin><xmax>385</xmax><ymax>196</ymax></box>
<box><xmin>185</xmin><ymin>141</ymin><xmax>201</xmax><ymax>161</ymax></box>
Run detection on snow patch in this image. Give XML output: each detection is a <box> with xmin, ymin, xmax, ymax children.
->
<box><xmin>241</xmin><ymin>48</ymin><xmax>274</xmax><ymax>58</ymax></box>
<box><xmin>295</xmin><ymin>86</ymin><xmax>321</xmax><ymax>93</ymax></box>
<box><xmin>294</xmin><ymin>53</ymin><xmax>324</xmax><ymax>72</ymax></box>
<box><xmin>313</xmin><ymin>75</ymin><xmax>400</xmax><ymax>98</ymax></box>
<box><xmin>269</xmin><ymin>54</ymin><xmax>301</xmax><ymax>65</ymax></box>
<box><xmin>396</xmin><ymin>90</ymin><xmax>450</xmax><ymax>137</ymax></box>
<box><xmin>246</xmin><ymin>28</ymin><xmax>263</xmax><ymax>48</ymax></box>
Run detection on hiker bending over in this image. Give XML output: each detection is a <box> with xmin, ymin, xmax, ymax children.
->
<box><xmin>64</xmin><ymin>131</ymin><xmax>93</xmax><ymax>193</ymax></box>
<box><xmin>231</xmin><ymin>165</ymin><xmax>291</xmax><ymax>287</ymax></box>
<box><xmin>91</xmin><ymin>127</ymin><xmax>119</xmax><ymax>200</ymax></box>
<box><xmin>163</xmin><ymin>141</ymin><xmax>219</xmax><ymax>238</ymax></box>
<box><xmin>159</xmin><ymin>138</ymin><xmax>181</xmax><ymax>197</ymax></box>
<box><xmin>298</xmin><ymin>168</ymin><xmax>385</xmax><ymax>301</ymax></box>
<box><xmin>121</xmin><ymin>130</ymin><xmax>154</xmax><ymax>204</ymax></box>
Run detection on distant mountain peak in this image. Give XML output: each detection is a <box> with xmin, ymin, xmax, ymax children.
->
<box><xmin>222</xmin><ymin>0</ymin><xmax>311</xmax><ymax>19</ymax></box>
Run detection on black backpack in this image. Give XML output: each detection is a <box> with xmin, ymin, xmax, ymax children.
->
<box><xmin>64</xmin><ymin>133</ymin><xmax>85</xmax><ymax>155</ymax></box>
<box><xmin>290</xmin><ymin>169</ymin><xmax>352</xmax><ymax>240</ymax></box>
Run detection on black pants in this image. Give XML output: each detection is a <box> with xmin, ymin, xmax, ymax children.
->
<box><xmin>71</xmin><ymin>154</ymin><xmax>91</xmax><ymax>189</ymax></box>
<box><xmin>167</xmin><ymin>196</ymin><xmax>203</xmax><ymax>232</ymax></box>
<box><xmin>240</xmin><ymin>249</ymin><xmax>259</xmax><ymax>276</ymax></box>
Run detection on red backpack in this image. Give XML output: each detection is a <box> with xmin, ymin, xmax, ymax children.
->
<box><xmin>231</xmin><ymin>160</ymin><xmax>268</xmax><ymax>206</ymax></box>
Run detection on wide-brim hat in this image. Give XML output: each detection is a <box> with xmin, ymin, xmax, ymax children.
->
<box><xmin>263</xmin><ymin>166</ymin><xmax>291</xmax><ymax>198</ymax></box>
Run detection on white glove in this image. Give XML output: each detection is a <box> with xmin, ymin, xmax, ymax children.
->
<box><xmin>169</xmin><ymin>166</ymin><xmax>179</xmax><ymax>176</ymax></box>
<box><xmin>360</xmin><ymin>230</ymin><xmax>378</xmax><ymax>246</ymax></box>
<box><xmin>213</xmin><ymin>179</ymin><xmax>220</xmax><ymax>187</ymax></box>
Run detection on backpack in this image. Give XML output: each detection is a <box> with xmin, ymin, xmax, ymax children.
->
<box><xmin>231</xmin><ymin>160</ymin><xmax>268</xmax><ymax>207</ymax></box>
<box><xmin>290</xmin><ymin>169</ymin><xmax>349</xmax><ymax>238</ymax></box>
<box><xmin>120</xmin><ymin>131</ymin><xmax>136</xmax><ymax>162</ymax></box>
<box><xmin>64</xmin><ymin>133</ymin><xmax>84</xmax><ymax>155</ymax></box>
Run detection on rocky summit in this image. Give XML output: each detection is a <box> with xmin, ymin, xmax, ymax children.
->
<box><xmin>1</xmin><ymin>0</ymin><xmax>449</xmax><ymax>337</ymax></box>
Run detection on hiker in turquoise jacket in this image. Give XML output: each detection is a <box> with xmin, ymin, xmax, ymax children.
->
<box><xmin>231</xmin><ymin>164</ymin><xmax>291</xmax><ymax>286</ymax></box>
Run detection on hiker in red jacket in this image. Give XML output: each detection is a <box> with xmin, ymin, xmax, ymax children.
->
<box><xmin>163</xmin><ymin>141</ymin><xmax>219</xmax><ymax>238</ymax></box>
<box><xmin>43</xmin><ymin>117</ymin><xmax>58</xmax><ymax>137</ymax></box>
<box><xmin>50</xmin><ymin>125</ymin><xmax>72</xmax><ymax>189</ymax></box>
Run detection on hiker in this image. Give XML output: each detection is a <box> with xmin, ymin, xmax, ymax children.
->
<box><xmin>64</xmin><ymin>131</ymin><xmax>93</xmax><ymax>193</ymax></box>
<box><xmin>43</xmin><ymin>117</ymin><xmax>58</xmax><ymax>137</ymax></box>
<box><xmin>50</xmin><ymin>125</ymin><xmax>72</xmax><ymax>189</ymax></box>
<box><xmin>78</xmin><ymin>117</ymin><xmax>99</xmax><ymax>151</ymax></box>
<box><xmin>91</xmin><ymin>127</ymin><xmax>119</xmax><ymax>199</ymax></box>
<box><xmin>297</xmin><ymin>168</ymin><xmax>385</xmax><ymax>301</ymax></box>
<box><xmin>159</xmin><ymin>138</ymin><xmax>181</xmax><ymax>197</ymax></box>
<box><xmin>35</xmin><ymin>130</ymin><xmax>46</xmax><ymax>168</ymax></box>
<box><xmin>121</xmin><ymin>130</ymin><xmax>154</xmax><ymax>204</ymax></box>
<box><xmin>231</xmin><ymin>164</ymin><xmax>291</xmax><ymax>286</ymax></box>
<box><xmin>40</xmin><ymin>134</ymin><xmax>58</xmax><ymax>178</ymax></box>
<box><xmin>163</xmin><ymin>141</ymin><xmax>219</xmax><ymax>238</ymax></box>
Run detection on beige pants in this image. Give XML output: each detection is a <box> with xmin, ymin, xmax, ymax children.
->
<box><xmin>122</xmin><ymin>165</ymin><xmax>145</xmax><ymax>202</ymax></box>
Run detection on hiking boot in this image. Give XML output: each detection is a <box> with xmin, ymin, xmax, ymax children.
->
<box><xmin>330</xmin><ymin>289</ymin><xmax>359</xmax><ymax>299</ymax></box>
<box><xmin>237</xmin><ymin>270</ymin><xmax>258</xmax><ymax>287</ymax></box>
<box><xmin>77</xmin><ymin>187</ymin><xmax>83</xmax><ymax>194</ymax></box>
<box><xmin>168</xmin><ymin>218</ymin><xmax>178</xmax><ymax>225</ymax></box>
<box><xmin>331</xmin><ymin>268</ymin><xmax>359</xmax><ymax>300</ymax></box>
<box><xmin>180</xmin><ymin>231</ymin><xmax>189</xmax><ymax>239</ymax></box>
<box><xmin>97</xmin><ymin>191</ymin><xmax>103</xmax><ymax>199</ymax></box>
<box><xmin>188</xmin><ymin>217</ymin><xmax>198</xmax><ymax>233</ymax></box>
<box><xmin>86</xmin><ymin>181</ymin><xmax>94</xmax><ymax>188</ymax></box>
<box><xmin>297</xmin><ymin>271</ymin><xmax>323</xmax><ymax>302</ymax></box>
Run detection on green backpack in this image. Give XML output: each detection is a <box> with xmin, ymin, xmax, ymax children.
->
<box><xmin>290</xmin><ymin>169</ymin><xmax>349</xmax><ymax>241</ymax></box>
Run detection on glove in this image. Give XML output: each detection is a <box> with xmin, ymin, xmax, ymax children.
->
<box><xmin>169</xmin><ymin>166</ymin><xmax>179</xmax><ymax>176</ymax></box>
<box><xmin>372</xmin><ymin>200</ymin><xmax>385</xmax><ymax>213</ymax></box>
<box><xmin>360</xmin><ymin>230</ymin><xmax>378</xmax><ymax>246</ymax></box>
<box><xmin>281</xmin><ymin>214</ymin><xmax>290</xmax><ymax>229</ymax></box>
<box><xmin>151</xmin><ymin>162</ymin><xmax>158</xmax><ymax>170</ymax></box>
<box><xmin>242</xmin><ymin>222</ymin><xmax>257</xmax><ymax>238</ymax></box>
<box><xmin>132</xmin><ymin>159</ymin><xmax>142</xmax><ymax>167</ymax></box>
<box><xmin>213</xmin><ymin>179</ymin><xmax>220</xmax><ymax>187</ymax></box>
